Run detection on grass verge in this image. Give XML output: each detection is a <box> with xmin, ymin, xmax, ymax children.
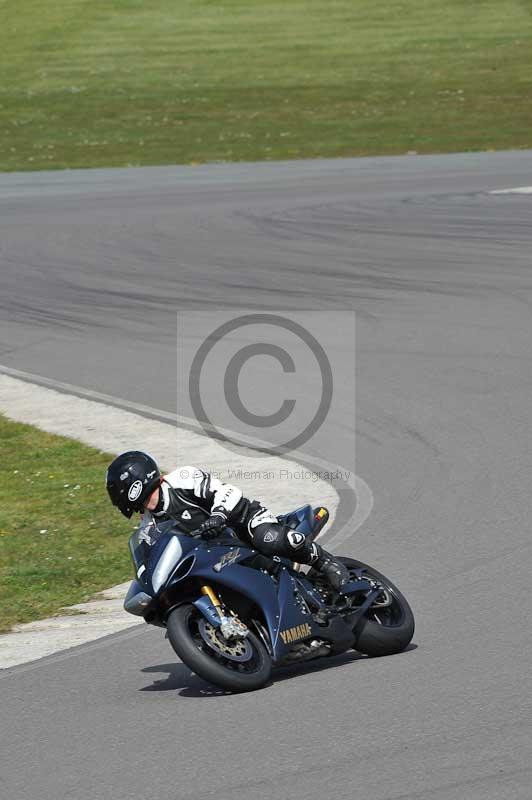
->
<box><xmin>0</xmin><ymin>414</ymin><xmax>132</xmax><ymax>632</ymax></box>
<box><xmin>1</xmin><ymin>0</ymin><xmax>531</xmax><ymax>171</ymax></box>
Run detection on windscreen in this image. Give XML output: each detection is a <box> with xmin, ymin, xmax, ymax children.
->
<box><xmin>128</xmin><ymin>519</ymin><xmax>177</xmax><ymax>571</ymax></box>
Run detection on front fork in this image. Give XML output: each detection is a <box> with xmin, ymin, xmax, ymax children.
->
<box><xmin>201</xmin><ymin>585</ymin><xmax>223</xmax><ymax>616</ymax></box>
<box><xmin>193</xmin><ymin>584</ymin><xmax>249</xmax><ymax>640</ymax></box>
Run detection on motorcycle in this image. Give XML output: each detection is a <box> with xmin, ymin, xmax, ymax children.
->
<box><xmin>124</xmin><ymin>505</ymin><xmax>415</xmax><ymax>692</ymax></box>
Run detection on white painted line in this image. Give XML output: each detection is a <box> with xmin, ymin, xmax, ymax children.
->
<box><xmin>490</xmin><ymin>186</ymin><xmax>532</xmax><ymax>194</ymax></box>
<box><xmin>0</xmin><ymin>363</ymin><xmax>183</xmax><ymax>426</ymax></box>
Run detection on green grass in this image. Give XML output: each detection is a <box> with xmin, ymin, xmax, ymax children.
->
<box><xmin>0</xmin><ymin>414</ymin><xmax>132</xmax><ymax>632</ymax></box>
<box><xmin>0</xmin><ymin>0</ymin><xmax>531</xmax><ymax>171</ymax></box>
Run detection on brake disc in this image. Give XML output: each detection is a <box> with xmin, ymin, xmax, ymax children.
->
<box><xmin>198</xmin><ymin>619</ymin><xmax>253</xmax><ymax>662</ymax></box>
<box><xmin>349</xmin><ymin>572</ymin><xmax>393</xmax><ymax>608</ymax></box>
<box><xmin>367</xmin><ymin>582</ymin><xmax>392</xmax><ymax>608</ymax></box>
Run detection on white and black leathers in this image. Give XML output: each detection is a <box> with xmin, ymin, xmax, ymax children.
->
<box><xmin>141</xmin><ymin>466</ymin><xmax>350</xmax><ymax>589</ymax></box>
<box><xmin>143</xmin><ymin>466</ymin><xmax>276</xmax><ymax>535</ymax></box>
<box><xmin>145</xmin><ymin>465</ymin><xmax>299</xmax><ymax>556</ymax></box>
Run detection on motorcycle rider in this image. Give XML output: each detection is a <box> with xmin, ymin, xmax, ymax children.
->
<box><xmin>106</xmin><ymin>450</ymin><xmax>350</xmax><ymax>590</ymax></box>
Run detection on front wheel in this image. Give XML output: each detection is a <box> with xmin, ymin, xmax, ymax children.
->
<box><xmin>166</xmin><ymin>604</ymin><xmax>272</xmax><ymax>693</ymax></box>
<box><xmin>341</xmin><ymin>558</ymin><xmax>415</xmax><ymax>657</ymax></box>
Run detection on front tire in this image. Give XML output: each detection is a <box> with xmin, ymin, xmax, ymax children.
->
<box><xmin>167</xmin><ymin>604</ymin><xmax>272</xmax><ymax>693</ymax></box>
<box><xmin>340</xmin><ymin>558</ymin><xmax>415</xmax><ymax>657</ymax></box>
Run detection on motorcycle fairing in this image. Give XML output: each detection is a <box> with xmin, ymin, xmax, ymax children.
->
<box><xmin>126</xmin><ymin>508</ymin><xmax>342</xmax><ymax>662</ymax></box>
<box><xmin>186</xmin><ymin>542</ymin><xmax>328</xmax><ymax>660</ymax></box>
<box><xmin>273</xmin><ymin>568</ymin><xmax>323</xmax><ymax>654</ymax></box>
<box><xmin>278</xmin><ymin>503</ymin><xmax>326</xmax><ymax>542</ymax></box>
<box><xmin>123</xmin><ymin>579</ymin><xmax>153</xmax><ymax>616</ymax></box>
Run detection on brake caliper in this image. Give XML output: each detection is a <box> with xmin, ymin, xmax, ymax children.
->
<box><xmin>219</xmin><ymin>616</ymin><xmax>249</xmax><ymax>640</ymax></box>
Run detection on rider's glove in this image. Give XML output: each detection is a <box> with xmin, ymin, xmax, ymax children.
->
<box><xmin>198</xmin><ymin>514</ymin><xmax>226</xmax><ymax>540</ymax></box>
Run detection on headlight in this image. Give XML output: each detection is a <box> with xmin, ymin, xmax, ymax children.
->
<box><xmin>152</xmin><ymin>537</ymin><xmax>183</xmax><ymax>593</ymax></box>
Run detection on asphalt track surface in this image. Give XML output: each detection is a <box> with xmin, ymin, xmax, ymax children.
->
<box><xmin>1</xmin><ymin>150</ymin><xmax>532</xmax><ymax>799</ymax></box>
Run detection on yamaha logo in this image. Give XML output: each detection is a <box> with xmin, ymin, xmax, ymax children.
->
<box><xmin>280</xmin><ymin>623</ymin><xmax>312</xmax><ymax>644</ymax></box>
<box><xmin>128</xmin><ymin>480</ymin><xmax>143</xmax><ymax>502</ymax></box>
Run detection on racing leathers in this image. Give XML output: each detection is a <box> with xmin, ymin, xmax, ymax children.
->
<box><xmin>143</xmin><ymin>466</ymin><xmax>349</xmax><ymax>589</ymax></box>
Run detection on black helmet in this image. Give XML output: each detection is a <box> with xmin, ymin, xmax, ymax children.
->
<box><xmin>106</xmin><ymin>451</ymin><xmax>161</xmax><ymax>518</ymax></box>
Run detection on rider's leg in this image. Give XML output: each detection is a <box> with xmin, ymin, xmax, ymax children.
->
<box><xmin>249</xmin><ymin>521</ymin><xmax>350</xmax><ymax>591</ymax></box>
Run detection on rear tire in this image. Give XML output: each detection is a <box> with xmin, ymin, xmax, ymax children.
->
<box><xmin>340</xmin><ymin>558</ymin><xmax>415</xmax><ymax>657</ymax></box>
<box><xmin>167</xmin><ymin>604</ymin><xmax>272</xmax><ymax>693</ymax></box>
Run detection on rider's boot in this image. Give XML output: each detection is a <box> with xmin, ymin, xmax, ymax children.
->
<box><xmin>307</xmin><ymin>542</ymin><xmax>350</xmax><ymax>591</ymax></box>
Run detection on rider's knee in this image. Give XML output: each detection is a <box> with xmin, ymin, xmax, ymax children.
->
<box><xmin>254</xmin><ymin>523</ymin><xmax>285</xmax><ymax>556</ymax></box>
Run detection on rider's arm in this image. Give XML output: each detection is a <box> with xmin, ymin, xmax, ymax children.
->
<box><xmin>163</xmin><ymin>466</ymin><xmax>246</xmax><ymax>522</ymax></box>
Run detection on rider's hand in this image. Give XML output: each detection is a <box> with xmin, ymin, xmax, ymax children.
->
<box><xmin>198</xmin><ymin>514</ymin><xmax>226</xmax><ymax>540</ymax></box>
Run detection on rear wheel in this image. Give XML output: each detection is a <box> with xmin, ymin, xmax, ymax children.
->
<box><xmin>340</xmin><ymin>558</ymin><xmax>415</xmax><ymax>657</ymax></box>
<box><xmin>166</xmin><ymin>604</ymin><xmax>272</xmax><ymax>693</ymax></box>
